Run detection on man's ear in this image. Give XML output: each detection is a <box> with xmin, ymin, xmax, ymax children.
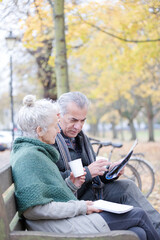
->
<box><xmin>36</xmin><ymin>126</ymin><xmax>44</xmax><ymax>137</ymax></box>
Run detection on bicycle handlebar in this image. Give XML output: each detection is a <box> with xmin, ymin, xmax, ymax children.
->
<box><xmin>90</xmin><ymin>139</ymin><xmax>123</xmax><ymax>149</ymax></box>
<box><xmin>91</xmin><ymin>141</ymin><xmax>112</xmax><ymax>147</ymax></box>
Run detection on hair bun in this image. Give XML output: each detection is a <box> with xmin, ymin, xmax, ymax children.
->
<box><xmin>23</xmin><ymin>95</ymin><xmax>36</xmax><ymax>107</ymax></box>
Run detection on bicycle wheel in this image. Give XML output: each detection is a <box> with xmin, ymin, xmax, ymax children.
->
<box><xmin>120</xmin><ymin>163</ymin><xmax>142</xmax><ymax>191</ymax></box>
<box><xmin>129</xmin><ymin>157</ymin><xmax>155</xmax><ymax>198</ymax></box>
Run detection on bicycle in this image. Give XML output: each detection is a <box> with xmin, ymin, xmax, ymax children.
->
<box><xmin>89</xmin><ymin>138</ymin><xmax>155</xmax><ymax>198</ymax></box>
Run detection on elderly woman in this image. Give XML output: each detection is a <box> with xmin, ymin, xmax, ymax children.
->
<box><xmin>10</xmin><ymin>95</ymin><xmax>159</xmax><ymax>240</ymax></box>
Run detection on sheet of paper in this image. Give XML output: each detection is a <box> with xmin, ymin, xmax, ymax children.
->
<box><xmin>93</xmin><ymin>200</ymin><xmax>133</xmax><ymax>214</ymax></box>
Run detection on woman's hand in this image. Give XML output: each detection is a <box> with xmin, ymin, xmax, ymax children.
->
<box><xmin>86</xmin><ymin>201</ymin><xmax>102</xmax><ymax>214</ymax></box>
<box><xmin>70</xmin><ymin>169</ymin><xmax>86</xmax><ymax>188</ymax></box>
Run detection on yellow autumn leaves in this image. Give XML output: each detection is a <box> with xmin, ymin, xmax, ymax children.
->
<box><xmin>20</xmin><ymin>0</ymin><xmax>160</xmax><ymax>111</ymax></box>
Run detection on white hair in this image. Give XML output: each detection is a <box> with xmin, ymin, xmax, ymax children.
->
<box><xmin>58</xmin><ymin>91</ymin><xmax>90</xmax><ymax>116</ymax></box>
<box><xmin>17</xmin><ymin>95</ymin><xmax>59</xmax><ymax>139</ymax></box>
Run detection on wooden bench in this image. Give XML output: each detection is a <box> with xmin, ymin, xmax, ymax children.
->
<box><xmin>0</xmin><ymin>163</ymin><xmax>140</xmax><ymax>240</ymax></box>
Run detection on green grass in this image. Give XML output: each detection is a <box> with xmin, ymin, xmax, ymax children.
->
<box><xmin>89</xmin><ymin>129</ymin><xmax>160</xmax><ymax>142</ymax></box>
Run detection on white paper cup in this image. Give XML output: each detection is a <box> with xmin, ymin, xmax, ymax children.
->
<box><xmin>69</xmin><ymin>159</ymin><xmax>84</xmax><ymax>177</ymax></box>
<box><xmin>96</xmin><ymin>156</ymin><xmax>108</xmax><ymax>161</ymax></box>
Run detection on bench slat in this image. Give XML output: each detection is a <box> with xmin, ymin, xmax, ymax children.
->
<box><xmin>2</xmin><ymin>181</ymin><xmax>25</xmax><ymax>231</ymax></box>
<box><xmin>0</xmin><ymin>164</ymin><xmax>26</xmax><ymax>233</ymax></box>
<box><xmin>3</xmin><ymin>183</ymin><xmax>15</xmax><ymax>204</ymax></box>
<box><xmin>10</xmin><ymin>230</ymin><xmax>139</xmax><ymax>240</ymax></box>
<box><xmin>9</xmin><ymin>212</ymin><xmax>20</xmax><ymax>232</ymax></box>
<box><xmin>0</xmin><ymin>190</ymin><xmax>10</xmax><ymax>239</ymax></box>
<box><xmin>0</xmin><ymin>163</ymin><xmax>12</xmax><ymax>193</ymax></box>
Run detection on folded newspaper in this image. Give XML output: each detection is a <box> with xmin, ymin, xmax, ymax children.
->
<box><xmin>93</xmin><ymin>200</ymin><xmax>133</xmax><ymax>214</ymax></box>
<box><xmin>105</xmin><ymin>139</ymin><xmax>138</xmax><ymax>180</ymax></box>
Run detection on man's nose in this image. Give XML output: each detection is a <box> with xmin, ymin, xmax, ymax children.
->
<box><xmin>74</xmin><ymin>122</ymin><xmax>83</xmax><ymax>130</ymax></box>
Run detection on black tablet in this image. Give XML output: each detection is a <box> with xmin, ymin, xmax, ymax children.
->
<box><xmin>105</xmin><ymin>139</ymin><xmax>138</xmax><ymax>180</ymax></box>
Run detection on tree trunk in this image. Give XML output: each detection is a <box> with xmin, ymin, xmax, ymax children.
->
<box><xmin>102</xmin><ymin>123</ymin><xmax>106</xmax><ymax>138</ymax></box>
<box><xmin>89</xmin><ymin>123</ymin><xmax>99</xmax><ymax>137</ymax></box>
<box><xmin>119</xmin><ymin>118</ymin><xmax>124</xmax><ymax>141</ymax></box>
<box><xmin>148</xmin><ymin>116</ymin><xmax>154</xmax><ymax>141</ymax></box>
<box><xmin>29</xmin><ymin>39</ymin><xmax>57</xmax><ymax>100</ymax></box>
<box><xmin>111</xmin><ymin>121</ymin><xmax>117</xmax><ymax>139</ymax></box>
<box><xmin>128</xmin><ymin>119</ymin><xmax>137</xmax><ymax>140</ymax></box>
<box><xmin>145</xmin><ymin>97</ymin><xmax>154</xmax><ymax>142</ymax></box>
<box><xmin>53</xmin><ymin>0</ymin><xmax>69</xmax><ymax>97</ymax></box>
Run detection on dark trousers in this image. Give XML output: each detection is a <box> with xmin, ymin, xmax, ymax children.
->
<box><xmin>80</xmin><ymin>179</ymin><xmax>160</xmax><ymax>237</ymax></box>
<box><xmin>99</xmin><ymin>207</ymin><xmax>159</xmax><ymax>240</ymax></box>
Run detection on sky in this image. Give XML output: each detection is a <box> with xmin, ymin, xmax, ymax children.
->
<box><xmin>0</xmin><ymin>0</ymin><xmax>27</xmax><ymax>95</ymax></box>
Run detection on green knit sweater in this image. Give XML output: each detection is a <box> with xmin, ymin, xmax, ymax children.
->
<box><xmin>10</xmin><ymin>137</ymin><xmax>77</xmax><ymax>213</ymax></box>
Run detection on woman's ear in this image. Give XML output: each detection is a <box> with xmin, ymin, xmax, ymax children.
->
<box><xmin>36</xmin><ymin>126</ymin><xmax>44</xmax><ymax>137</ymax></box>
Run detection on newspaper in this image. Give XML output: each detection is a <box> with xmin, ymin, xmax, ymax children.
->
<box><xmin>93</xmin><ymin>200</ymin><xmax>133</xmax><ymax>214</ymax></box>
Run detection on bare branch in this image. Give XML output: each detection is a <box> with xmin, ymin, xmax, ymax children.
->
<box><xmin>47</xmin><ymin>0</ymin><xmax>54</xmax><ymax>9</ymax></box>
<box><xmin>33</xmin><ymin>0</ymin><xmax>43</xmax><ymax>23</ymax></box>
<box><xmin>77</xmin><ymin>13</ymin><xmax>160</xmax><ymax>43</ymax></box>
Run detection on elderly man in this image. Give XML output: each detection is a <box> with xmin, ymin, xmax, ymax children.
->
<box><xmin>54</xmin><ymin>91</ymin><xmax>160</xmax><ymax>235</ymax></box>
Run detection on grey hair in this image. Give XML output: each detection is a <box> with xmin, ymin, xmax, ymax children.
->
<box><xmin>57</xmin><ymin>91</ymin><xmax>90</xmax><ymax>116</ymax></box>
<box><xmin>17</xmin><ymin>95</ymin><xmax>59</xmax><ymax>139</ymax></box>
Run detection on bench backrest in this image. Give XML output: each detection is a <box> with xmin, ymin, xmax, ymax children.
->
<box><xmin>0</xmin><ymin>163</ymin><xmax>25</xmax><ymax>240</ymax></box>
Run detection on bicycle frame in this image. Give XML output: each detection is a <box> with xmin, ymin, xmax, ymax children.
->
<box><xmin>89</xmin><ymin>138</ymin><xmax>155</xmax><ymax>198</ymax></box>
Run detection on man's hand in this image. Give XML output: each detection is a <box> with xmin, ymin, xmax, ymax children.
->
<box><xmin>88</xmin><ymin>159</ymin><xmax>111</xmax><ymax>178</ymax></box>
<box><xmin>109</xmin><ymin>160</ymin><xmax>125</xmax><ymax>176</ymax></box>
<box><xmin>70</xmin><ymin>170</ymin><xmax>86</xmax><ymax>188</ymax></box>
<box><xmin>86</xmin><ymin>201</ymin><xmax>102</xmax><ymax>214</ymax></box>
